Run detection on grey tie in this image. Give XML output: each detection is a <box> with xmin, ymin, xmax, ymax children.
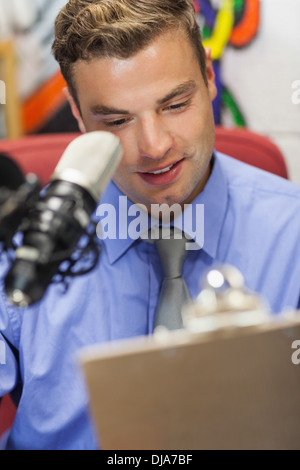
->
<box><xmin>153</xmin><ymin>228</ymin><xmax>191</xmax><ymax>331</ymax></box>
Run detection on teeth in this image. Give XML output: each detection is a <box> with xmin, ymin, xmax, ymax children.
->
<box><xmin>150</xmin><ymin>164</ymin><xmax>173</xmax><ymax>175</ymax></box>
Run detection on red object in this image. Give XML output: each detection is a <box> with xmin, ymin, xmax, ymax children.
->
<box><xmin>0</xmin><ymin>127</ymin><xmax>288</xmax><ymax>186</ymax></box>
<box><xmin>22</xmin><ymin>71</ymin><xmax>67</xmax><ymax>134</ymax></box>
<box><xmin>0</xmin><ymin>132</ymin><xmax>80</xmax><ymax>187</ymax></box>
<box><xmin>230</xmin><ymin>0</ymin><xmax>260</xmax><ymax>48</ymax></box>
<box><xmin>215</xmin><ymin>126</ymin><xmax>288</xmax><ymax>179</ymax></box>
<box><xmin>0</xmin><ymin>395</ymin><xmax>17</xmax><ymax>438</ymax></box>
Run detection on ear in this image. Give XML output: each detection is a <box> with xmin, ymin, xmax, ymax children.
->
<box><xmin>204</xmin><ymin>47</ymin><xmax>217</xmax><ymax>102</ymax></box>
<box><xmin>63</xmin><ymin>87</ymin><xmax>87</xmax><ymax>133</ymax></box>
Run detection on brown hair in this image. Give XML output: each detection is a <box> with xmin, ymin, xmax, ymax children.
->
<box><xmin>52</xmin><ymin>0</ymin><xmax>208</xmax><ymax>104</ymax></box>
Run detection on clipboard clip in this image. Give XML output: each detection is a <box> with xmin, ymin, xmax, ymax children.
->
<box><xmin>182</xmin><ymin>264</ymin><xmax>271</xmax><ymax>333</ymax></box>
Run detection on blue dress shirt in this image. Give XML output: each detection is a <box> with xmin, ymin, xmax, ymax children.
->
<box><xmin>1</xmin><ymin>152</ymin><xmax>300</xmax><ymax>449</ymax></box>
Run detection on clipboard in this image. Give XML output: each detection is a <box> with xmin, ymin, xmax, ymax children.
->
<box><xmin>79</xmin><ymin>314</ymin><xmax>300</xmax><ymax>450</ymax></box>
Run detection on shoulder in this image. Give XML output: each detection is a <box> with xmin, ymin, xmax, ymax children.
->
<box><xmin>214</xmin><ymin>152</ymin><xmax>300</xmax><ymax>246</ymax></box>
<box><xmin>215</xmin><ymin>151</ymin><xmax>300</xmax><ymax>203</ymax></box>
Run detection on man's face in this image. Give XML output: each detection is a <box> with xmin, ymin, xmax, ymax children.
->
<box><xmin>68</xmin><ymin>30</ymin><xmax>217</xmax><ymax>210</ymax></box>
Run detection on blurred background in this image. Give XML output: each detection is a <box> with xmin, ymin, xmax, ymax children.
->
<box><xmin>0</xmin><ymin>0</ymin><xmax>300</xmax><ymax>181</ymax></box>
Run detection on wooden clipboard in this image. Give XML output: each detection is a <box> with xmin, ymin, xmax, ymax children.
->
<box><xmin>79</xmin><ymin>313</ymin><xmax>300</xmax><ymax>450</ymax></box>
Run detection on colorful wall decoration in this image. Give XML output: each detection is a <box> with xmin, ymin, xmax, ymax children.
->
<box><xmin>0</xmin><ymin>0</ymin><xmax>261</xmax><ymax>137</ymax></box>
<box><xmin>0</xmin><ymin>0</ymin><xmax>75</xmax><ymax>137</ymax></box>
<box><xmin>193</xmin><ymin>0</ymin><xmax>260</xmax><ymax>126</ymax></box>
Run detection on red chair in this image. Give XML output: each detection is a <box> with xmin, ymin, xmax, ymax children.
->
<box><xmin>0</xmin><ymin>132</ymin><xmax>80</xmax><ymax>187</ymax></box>
<box><xmin>0</xmin><ymin>127</ymin><xmax>288</xmax><ymax>185</ymax></box>
<box><xmin>0</xmin><ymin>126</ymin><xmax>289</xmax><ymax>439</ymax></box>
<box><xmin>215</xmin><ymin>126</ymin><xmax>288</xmax><ymax>179</ymax></box>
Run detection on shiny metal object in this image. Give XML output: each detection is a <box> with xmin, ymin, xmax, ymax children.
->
<box><xmin>182</xmin><ymin>264</ymin><xmax>270</xmax><ymax>333</ymax></box>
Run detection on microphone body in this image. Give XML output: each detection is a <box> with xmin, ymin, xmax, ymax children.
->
<box><xmin>0</xmin><ymin>152</ymin><xmax>41</xmax><ymax>245</ymax></box>
<box><xmin>4</xmin><ymin>131</ymin><xmax>122</xmax><ymax>307</ymax></box>
<box><xmin>0</xmin><ymin>152</ymin><xmax>25</xmax><ymax>190</ymax></box>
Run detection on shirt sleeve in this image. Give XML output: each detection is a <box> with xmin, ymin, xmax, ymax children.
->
<box><xmin>0</xmin><ymin>262</ymin><xmax>21</xmax><ymax>397</ymax></box>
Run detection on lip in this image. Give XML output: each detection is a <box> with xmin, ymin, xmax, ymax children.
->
<box><xmin>138</xmin><ymin>158</ymin><xmax>185</xmax><ymax>186</ymax></box>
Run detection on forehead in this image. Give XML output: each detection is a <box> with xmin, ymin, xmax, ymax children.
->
<box><xmin>72</xmin><ymin>31</ymin><xmax>204</xmax><ymax>111</ymax></box>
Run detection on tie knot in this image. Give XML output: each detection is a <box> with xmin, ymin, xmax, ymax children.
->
<box><xmin>154</xmin><ymin>227</ymin><xmax>188</xmax><ymax>279</ymax></box>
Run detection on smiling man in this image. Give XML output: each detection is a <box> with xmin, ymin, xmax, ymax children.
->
<box><xmin>56</xmin><ymin>1</ymin><xmax>217</xmax><ymax>211</ymax></box>
<box><xmin>69</xmin><ymin>47</ymin><xmax>214</xmax><ymax>208</ymax></box>
<box><xmin>2</xmin><ymin>0</ymin><xmax>300</xmax><ymax>451</ymax></box>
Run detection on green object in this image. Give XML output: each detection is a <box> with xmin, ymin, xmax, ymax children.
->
<box><xmin>222</xmin><ymin>87</ymin><xmax>246</xmax><ymax>127</ymax></box>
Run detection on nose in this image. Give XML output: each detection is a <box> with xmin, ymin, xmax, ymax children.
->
<box><xmin>138</xmin><ymin>114</ymin><xmax>172</xmax><ymax>160</ymax></box>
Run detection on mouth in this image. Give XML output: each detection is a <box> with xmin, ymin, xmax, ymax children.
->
<box><xmin>148</xmin><ymin>162</ymin><xmax>177</xmax><ymax>175</ymax></box>
<box><xmin>138</xmin><ymin>159</ymin><xmax>185</xmax><ymax>186</ymax></box>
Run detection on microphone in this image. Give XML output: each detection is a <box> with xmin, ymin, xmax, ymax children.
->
<box><xmin>4</xmin><ymin>131</ymin><xmax>123</xmax><ymax>308</ymax></box>
<box><xmin>0</xmin><ymin>152</ymin><xmax>41</xmax><ymax>246</ymax></box>
<box><xmin>0</xmin><ymin>152</ymin><xmax>25</xmax><ymax>190</ymax></box>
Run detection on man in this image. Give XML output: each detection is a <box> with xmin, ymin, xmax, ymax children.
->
<box><xmin>1</xmin><ymin>0</ymin><xmax>300</xmax><ymax>450</ymax></box>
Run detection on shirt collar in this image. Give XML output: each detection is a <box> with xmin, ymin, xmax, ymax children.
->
<box><xmin>193</xmin><ymin>153</ymin><xmax>228</xmax><ymax>259</ymax></box>
<box><xmin>94</xmin><ymin>182</ymin><xmax>137</xmax><ymax>264</ymax></box>
<box><xmin>95</xmin><ymin>152</ymin><xmax>228</xmax><ymax>264</ymax></box>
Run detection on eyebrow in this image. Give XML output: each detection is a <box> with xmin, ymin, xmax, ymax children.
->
<box><xmin>157</xmin><ymin>80</ymin><xmax>197</xmax><ymax>105</ymax></box>
<box><xmin>90</xmin><ymin>80</ymin><xmax>197</xmax><ymax>117</ymax></box>
<box><xmin>91</xmin><ymin>104</ymin><xmax>129</xmax><ymax>116</ymax></box>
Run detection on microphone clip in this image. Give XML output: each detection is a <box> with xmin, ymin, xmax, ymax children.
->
<box><xmin>50</xmin><ymin>219</ymin><xmax>101</xmax><ymax>290</ymax></box>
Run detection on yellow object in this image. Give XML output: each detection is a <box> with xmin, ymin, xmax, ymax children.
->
<box><xmin>0</xmin><ymin>40</ymin><xmax>22</xmax><ymax>139</ymax></box>
<box><xmin>203</xmin><ymin>0</ymin><xmax>234</xmax><ymax>60</ymax></box>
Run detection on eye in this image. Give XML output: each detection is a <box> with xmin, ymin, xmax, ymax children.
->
<box><xmin>164</xmin><ymin>99</ymin><xmax>191</xmax><ymax>112</ymax></box>
<box><xmin>104</xmin><ymin>117</ymin><xmax>129</xmax><ymax>128</ymax></box>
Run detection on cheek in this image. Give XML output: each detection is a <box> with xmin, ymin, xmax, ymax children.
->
<box><xmin>111</xmin><ymin>142</ymin><xmax>137</xmax><ymax>185</ymax></box>
<box><xmin>114</xmin><ymin>130</ymin><xmax>140</xmax><ymax>167</ymax></box>
<box><xmin>111</xmin><ymin>163</ymin><xmax>127</xmax><ymax>195</ymax></box>
<box><xmin>191</xmin><ymin>105</ymin><xmax>215</xmax><ymax>145</ymax></box>
<box><xmin>81</xmin><ymin>117</ymin><xmax>139</xmax><ymax>166</ymax></box>
<box><xmin>111</xmin><ymin>160</ymin><xmax>138</xmax><ymax>203</ymax></box>
<box><xmin>173</xmin><ymin>102</ymin><xmax>212</xmax><ymax>142</ymax></box>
